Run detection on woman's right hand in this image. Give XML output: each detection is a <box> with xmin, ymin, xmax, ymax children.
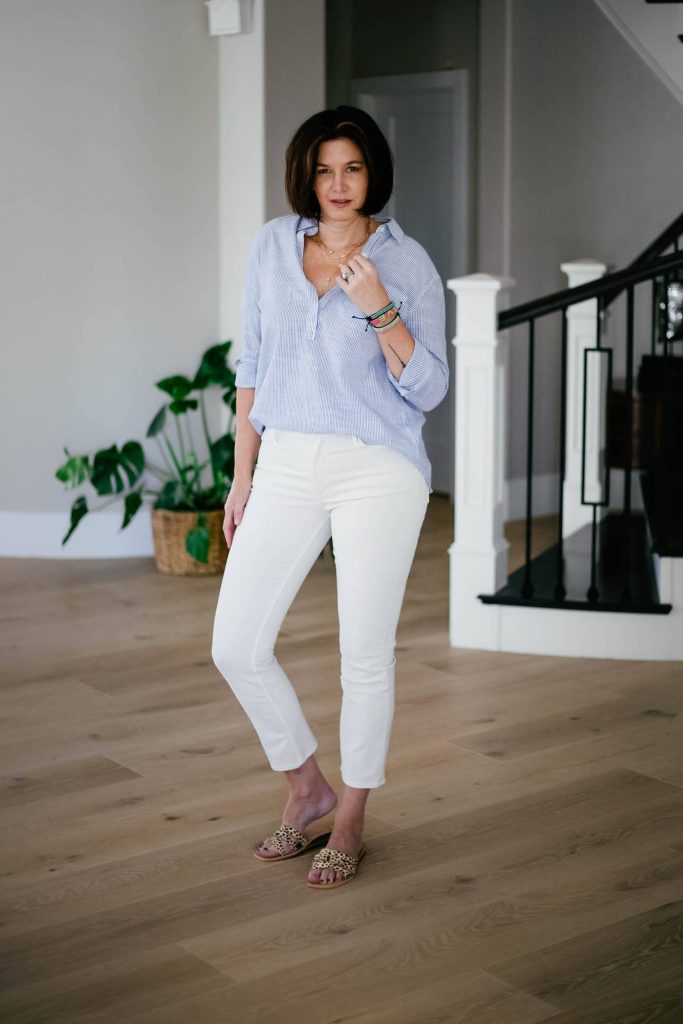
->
<box><xmin>223</xmin><ymin>474</ymin><xmax>253</xmax><ymax>548</ymax></box>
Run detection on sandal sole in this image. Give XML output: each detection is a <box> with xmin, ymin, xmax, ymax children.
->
<box><xmin>306</xmin><ymin>843</ymin><xmax>367</xmax><ymax>889</ymax></box>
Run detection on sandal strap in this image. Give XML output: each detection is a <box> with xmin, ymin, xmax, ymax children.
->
<box><xmin>265</xmin><ymin>823</ymin><xmax>308</xmax><ymax>855</ymax></box>
<box><xmin>310</xmin><ymin>846</ymin><xmax>359</xmax><ymax>878</ymax></box>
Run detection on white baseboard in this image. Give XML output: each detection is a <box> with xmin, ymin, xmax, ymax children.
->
<box><xmin>449</xmin><ymin>552</ymin><xmax>683</xmax><ymax>661</ymax></box>
<box><xmin>0</xmin><ymin>508</ymin><xmax>154</xmax><ymax>558</ymax></box>
<box><xmin>0</xmin><ymin>469</ymin><xmax>653</xmax><ymax>558</ymax></box>
<box><xmin>494</xmin><ymin>598</ymin><xmax>682</xmax><ymax>660</ymax></box>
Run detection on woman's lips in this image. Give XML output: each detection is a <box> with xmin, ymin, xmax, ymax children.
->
<box><xmin>331</xmin><ymin>199</ymin><xmax>351</xmax><ymax>205</ymax></box>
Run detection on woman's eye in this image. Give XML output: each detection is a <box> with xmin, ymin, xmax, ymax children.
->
<box><xmin>316</xmin><ymin>166</ymin><xmax>362</xmax><ymax>173</ymax></box>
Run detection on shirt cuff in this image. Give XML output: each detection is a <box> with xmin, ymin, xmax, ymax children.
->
<box><xmin>235</xmin><ymin>356</ymin><xmax>258</xmax><ymax>388</ymax></box>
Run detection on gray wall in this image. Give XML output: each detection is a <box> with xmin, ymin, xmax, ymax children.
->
<box><xmin>264</xmin><ymin>0</ymin><xmax>326</xmax><ymax>219</ymax></box>
<box><xmin>328</xmin><ymin>0</ymin><xmax>683</xmax><ymax>487</ymax></box>
<box><xmin>0</xmin><ymin>0</ymin><xmax>219</xmax><ymax>515</ymax></box>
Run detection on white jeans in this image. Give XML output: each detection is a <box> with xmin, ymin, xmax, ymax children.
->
<box><xmin>211</xmin><ymin>428</ymin><xmax>430</xmax><ymax>788</ymax></box>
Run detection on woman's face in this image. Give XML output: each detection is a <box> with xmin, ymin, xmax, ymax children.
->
<box><xmin>313</xmin><ymin>137</ymin><xmax>369</xmax><ymax>222</ymax></box>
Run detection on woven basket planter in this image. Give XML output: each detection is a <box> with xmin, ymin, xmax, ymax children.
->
<box><xmin>151</xmin><ymin>507</ymin><xmax>228</xmax><ymax>576</ymax></box>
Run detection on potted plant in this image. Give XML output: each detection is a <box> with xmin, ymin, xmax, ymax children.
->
<box><xmin>55</xmin><ymin>341</ymin><xmax>237</xmax><ymax>575</ymax></box>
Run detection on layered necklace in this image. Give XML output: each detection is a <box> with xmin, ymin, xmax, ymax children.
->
<box><xmin>309</xmin><ymin>215</ymin><xmax>374</xmax><ymax>289</ymax></box>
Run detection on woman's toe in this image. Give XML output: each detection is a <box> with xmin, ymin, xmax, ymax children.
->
<box><xmin>258</xmin><ymin>837</ymin><xmax>294</xmax><ymax>857</ymax></box>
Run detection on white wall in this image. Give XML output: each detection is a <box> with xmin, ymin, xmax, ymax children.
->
<box><xmin>0</xmin><ymin>0</ymin><xmax>220</xmax><ymax>555</ymax></box>
<box><xmin>0</xmin><ymin>0</ymin><xmax>326</xmax><ymax>558</ymax></box>
<box><xmin>218</xmin><ymin>0</ymin><xmax>266</xmax><ymax>360</ymax></box>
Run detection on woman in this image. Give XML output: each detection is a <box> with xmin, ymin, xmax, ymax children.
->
<box><xmin>212</xmin><ymin>105</ymin><xmax>449</xmax><ymax>890</ymax></box>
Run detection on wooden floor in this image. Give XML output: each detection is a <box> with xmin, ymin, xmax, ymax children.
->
<box><xmin>1</xmin><ymin>496</ymin><xmax>682</xmax><ymax>1023</ymax></box>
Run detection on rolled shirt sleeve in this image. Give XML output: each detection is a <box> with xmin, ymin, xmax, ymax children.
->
<box><xmin>234</xmin><ymin>233</ymin><xmax>262</xmax><ymax>388</ymax></box>
<box><xmin>385</xmin><ymin>274</ymin><xmax>449</xmax><ymax>412</ymax></box>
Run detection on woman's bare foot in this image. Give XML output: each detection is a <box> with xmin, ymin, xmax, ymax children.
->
<box><xmin>256</xmin><ymin>787</ymin><xmax>338</xmax><ymax>856</ymax></box>
<box><xmin>256</xmin><ymin>755</ymin><xmax>338</xmax><ymax>857</ymax></box>
<box><xmin>307</xmin><ymin>782</ymin><xmax>370</xmax><ymax>884</ymax></box>
<box><xmin>307</xmin><ymin>820</ymin><xmax>364</xmax><ymax>884</ymax></box>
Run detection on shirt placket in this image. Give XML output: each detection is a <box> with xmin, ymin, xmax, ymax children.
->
<box><xmin>299</xmin><ymin>222</ymin><xmax>388</xmax><ymax>338</ymax></box>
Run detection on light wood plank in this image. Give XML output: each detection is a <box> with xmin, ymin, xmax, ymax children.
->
<box><xmin>1</xmin><ymin>498</ymin><xmax>681</xmax><ymax>1024</ymax></box>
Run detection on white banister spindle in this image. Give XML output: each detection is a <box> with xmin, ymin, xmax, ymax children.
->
<box><xmin>560</xmin><ymin>259</ymin><xmax>608</xmax><ymax>537</ymax></box>
<box><xmin>446</xmin><ymin>273</ymin><xmax>515</xmax><ymax>649</ymax></box>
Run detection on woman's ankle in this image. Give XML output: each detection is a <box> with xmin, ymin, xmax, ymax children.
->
<box><xmin>284</xmin><ymin>756</ymin><xmax>331</xmax><ymax>799</ymax></box>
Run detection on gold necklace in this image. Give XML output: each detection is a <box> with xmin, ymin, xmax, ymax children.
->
<box><xmin>310</xmin><ymin>216</ymin><xmax>374</xmax><ymax>289</ymax></box>
<box><xmin>311</xmin><ymin>216</ymin><xmax>373</xmax><ymax>260</ymax></box>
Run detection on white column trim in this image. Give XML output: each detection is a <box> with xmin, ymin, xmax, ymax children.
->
<box><xmin>446</xmin><ymin>272</ymin><xmax>515</xmax><ymax>649</ymax></box>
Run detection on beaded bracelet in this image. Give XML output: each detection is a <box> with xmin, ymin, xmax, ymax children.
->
<box><xmin>370</xmin><ymin>311</ymin><xmax>396</xmax><ymax>329</ymax></box>
<box><xmin>372</xmin><ymin>311</ymin><xmax>401</xmax><ymax>332</ymax></box>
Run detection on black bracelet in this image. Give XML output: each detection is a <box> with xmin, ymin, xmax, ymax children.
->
<box><xmin>351</xmin><ymin>300</ymin><xmax>404</xmax><ymax>332</ymax></box>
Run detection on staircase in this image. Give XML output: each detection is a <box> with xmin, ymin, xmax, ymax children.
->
<box><xmin>447</xmin><ymin>212</ymin><xmax>683</xmax><ymax>660</ymax></box>
<box><xmin>480</xmin><ymin>512</ymin><xmax>670</xmax><ymax>615</ymax></box>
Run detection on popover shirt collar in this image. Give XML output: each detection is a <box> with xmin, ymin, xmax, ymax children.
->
<box><xmin>295</xmin><ymin>214</ymin><xmax>405</xmax><ymax>244</ymax></box>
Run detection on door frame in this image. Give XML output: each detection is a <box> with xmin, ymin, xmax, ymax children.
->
<box><xmin>349</xmin><ymin>69</ymin><xmax>471</xmax><ymax>497</ymax></box>
<box><xmin>349</xmin><ymin>69</ymin><xmax>470</xmax><ymax>298</ymax></box>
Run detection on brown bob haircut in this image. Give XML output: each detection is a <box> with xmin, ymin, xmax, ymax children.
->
<box><xmin>285</xmin><ymin>105</ymin><xmax>394</xmax><ymax>219</ymax></box>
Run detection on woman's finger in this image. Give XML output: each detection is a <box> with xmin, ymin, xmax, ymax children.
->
<box><xmin>349</xmin><ymin>254</ymin><xmax>374</xmax><ymax>270</ymax></box>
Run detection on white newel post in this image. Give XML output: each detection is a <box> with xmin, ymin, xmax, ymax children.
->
<box><xmin>446</xmin><ymin>273</ymin><xmax>515</xmax><ymax>650</ymax></box>
<box><xmin>560</xmin><ymin>259</ymin><xmax>608</xmax><ymax>537</ymax></box>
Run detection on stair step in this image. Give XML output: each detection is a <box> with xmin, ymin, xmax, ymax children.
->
<box><xmin>479</xmin><ymin>511</ymin><xmax>671</xmax><ymax>614</ymax></box>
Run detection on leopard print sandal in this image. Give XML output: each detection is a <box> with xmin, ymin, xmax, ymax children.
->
<box><xmin>306</xmin><ymin>842</ymin><xmax>367</xmax><ymax>889</ymax></box>
<box><xmin>253</xmin><ymin>823</ymin><xmax>332</xmax><ymax>862</ymax></box>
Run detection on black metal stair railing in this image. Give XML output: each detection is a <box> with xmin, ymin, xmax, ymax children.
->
<box><xmin>478</xmin><ymin>243</ymin><xmax>683</xmax><ymax>615</ymax></box>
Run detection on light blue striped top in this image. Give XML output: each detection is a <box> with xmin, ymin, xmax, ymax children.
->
<box><xmin>234</xmin><ymin>212</ymin><xmax>449</xmax><ymax>491</ymax></box>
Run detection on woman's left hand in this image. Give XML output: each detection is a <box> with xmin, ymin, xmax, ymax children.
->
<box><xmin>336</xmin><ymin>254</ymin><xmax>390</xmax><ymax>316</ymax></box>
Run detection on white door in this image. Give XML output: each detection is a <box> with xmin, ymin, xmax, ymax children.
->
<box><xmin>350</xmin><ymin>70</ymin><xmax>470</xmax><ymax>497</ymax></box>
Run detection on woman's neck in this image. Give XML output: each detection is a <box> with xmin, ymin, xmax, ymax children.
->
<box><xmin>316</xmin><ymin>213</ymin><xmax>374</xmax><ymax>249</ymax></box>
